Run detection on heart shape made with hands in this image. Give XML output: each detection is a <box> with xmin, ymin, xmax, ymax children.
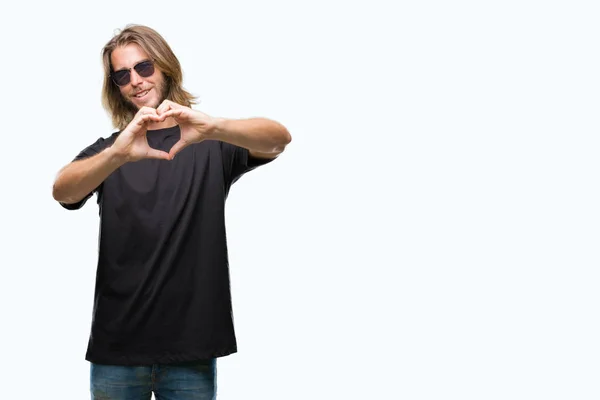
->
<box><xmin>151</xmin><ymin>100</ymin><xmax>218</xmax><ymax>159</ymax></box>
<box><xmin>115</xmin><ymin>101</ymin><xmax>218</xmax><ymax>163</ymax></box>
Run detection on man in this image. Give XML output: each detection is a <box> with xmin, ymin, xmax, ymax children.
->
<box><xmin>52</xmin><ymin>24</ymin><xmax>291</xmax><ymax>400</ymax></box>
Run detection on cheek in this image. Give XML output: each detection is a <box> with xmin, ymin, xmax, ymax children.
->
<box><xmin>153</xmin><ymin>79</ymin><xmax>166</xmax><ymax>98</ymax></box>
<box><xmin>119</xmin><ymin>86</ymin><xmax>131</xmax><ymax>98</ymax></box>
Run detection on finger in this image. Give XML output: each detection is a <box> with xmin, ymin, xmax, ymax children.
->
<box><xmin>138</xmin><ymin>106</ymin><xmax>158</xmax><ymax>117</ymax></box>
<box><xmin>157</xmin><ymin>100</ymin><xmax>186</xmax><ymax>116</ymax></box>
<box><xmin>130</xmin><ymin>114</ymin><xmax>160</xmax><ymax>131</ymax></box>
<box><xmin>139</xmin><ymin>113</ymin><xmax>162</xmax><ymax>124</ymax></box>
<box><xmin>132</xmin><ymin>114</ymin><xmax>148</xmax><ymax>128</ymax></box>
<box><xmin>161</xmin><ymin>109</ymin><xmax>184</xmax><ymax>119</ymax></box>
<box><xmin>169</xmin><ymin>139</ymin><xmax>188</xmax><ymax>158</ymax></box>
<box><xmin>156</xmin><ymin>100</ymin><xmax>174</xmax><ymax>116</ymax></box>
<box><xmin>145</xmin><ymin>148</ymin><xmax>172</xmax><ymax>161</ymax></box>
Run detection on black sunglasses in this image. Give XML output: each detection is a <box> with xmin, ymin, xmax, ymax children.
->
<box><xmin>110</xmin><ymin>60</ymin><xmax>155</xmax><ymax>86</ymax></box>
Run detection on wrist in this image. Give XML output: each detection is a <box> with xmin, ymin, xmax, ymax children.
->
<box><xmin>106</xmin><ymin>146</ymin><xmax>129</xmax><ymax>167</ymax></box>
<box><xmin>210</xmin><ymin>117</ymin><xmax>228</xmax><ymax>140</ymax></box>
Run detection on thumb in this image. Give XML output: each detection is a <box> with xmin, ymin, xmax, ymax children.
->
<box><xmin>145</xmin><ymin>148</ymin><xmax>172</xmax><ymax>161</ymax></box>
<box><xmin>169</xmin><ymin>139</ymin><xmax>188</xmax><ymax>159</ymax></box>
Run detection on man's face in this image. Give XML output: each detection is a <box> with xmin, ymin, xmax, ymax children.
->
<box><xmin>111</xmin><ymin>43</ymin><xmax>166</xmax><ymax>110</ymax></box>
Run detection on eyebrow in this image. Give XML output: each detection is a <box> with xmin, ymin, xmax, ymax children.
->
<box><xmin>113</xmin><ymin>59</ymin><xmax>152</xmax><ymax>73</ymax></box>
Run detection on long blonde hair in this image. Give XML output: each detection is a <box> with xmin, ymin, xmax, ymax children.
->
<box><xmin>101</xmin><ymin>24</ymin><xmax>197</xmax><ymax>130</ymax></box>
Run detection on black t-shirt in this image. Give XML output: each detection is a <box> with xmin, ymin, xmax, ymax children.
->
<box><xmin>60</xmin><ymin>125</ymin><xmax>275</xmax><ymax>365</ymax></box>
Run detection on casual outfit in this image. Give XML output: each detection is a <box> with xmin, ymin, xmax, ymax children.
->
<box><xmin>61</xmin><ymin>125</ymin><xmax>274</xmax><ymax>398</ymax></box>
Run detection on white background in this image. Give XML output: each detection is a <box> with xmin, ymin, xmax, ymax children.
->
<box><xmin>0</xmin><ymin>0</ymin><xmax>599</xmax><ymax>399</ymax></box>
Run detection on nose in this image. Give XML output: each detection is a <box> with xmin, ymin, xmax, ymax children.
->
<box><xmin>129</xmin><ymin>69</ymin><xmax>143</xmax><ymax>86</ymax></box>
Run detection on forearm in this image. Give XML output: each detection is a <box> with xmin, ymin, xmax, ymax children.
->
<box><xmin>52</xmin><ymin>147</ymin><xmax>126</xmax><ymax>204</ymax></box>
<box><xmin>211</xmin><ymin>118</ymin><xmax>292</xmax><ymax>154</ymax></box>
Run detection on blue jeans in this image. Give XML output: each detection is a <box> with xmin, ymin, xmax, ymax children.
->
<box><xmin>90</xmin><ymin>359</ymin><xmax>217</xmax><ymax>400</ymax></box>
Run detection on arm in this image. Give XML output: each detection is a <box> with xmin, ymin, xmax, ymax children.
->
<box><xmin>53</xmin><ymin>107</ymin><xmax>171</xmax><ymax>205</ymax></box>
<box><xmin>156</xmin><ymin>101</ymin><xmax>292</xmax><ymax>159</ymax></box>
<box><xmin>212</xmin><ymin>118</ymin><xmax>292</xmax><ymax>159</ymax></box>
<box><xmin>52</xmin><ymin>147</ymin><xmax>125</xmax><ymax>204</ymax></box>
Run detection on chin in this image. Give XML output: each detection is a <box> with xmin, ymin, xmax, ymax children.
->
<box><xmin>130</xmin><ymin>97</ymin><xmax>157</xmax><ymax>110</ymax></box>
<box><xmin>126</xmin><ymin>87</ymin><xmax>165</xmax><ymax>110</ymax></box>
<box><xmin>149</xmin><ymin>95</ymin><xmax>163</xmax><ymax>109</ymax></box>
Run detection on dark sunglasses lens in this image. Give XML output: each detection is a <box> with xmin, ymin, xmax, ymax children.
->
<box><xmin>135</xmin><ymin>61</ymin><xmax>154</xmax><ymax>78</ymax></box>
<box><xmin>112</xmin><ymin>70</ymin><xmax>130</xmax><ymax>86</ymax></box>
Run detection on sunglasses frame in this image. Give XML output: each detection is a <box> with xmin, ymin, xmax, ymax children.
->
<box><xmin>110</xmin><ymin>59</ymin><xmax>155</xmax><ymax>86</ymax></box>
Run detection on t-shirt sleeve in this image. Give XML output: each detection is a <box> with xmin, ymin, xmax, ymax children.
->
<box><xmin>59</xmin><ymin>135</ymin><xmax>116</xmax><ymax>210</ymax></box>
<box><xmin>219</xmin><ymin>141</ymin><xmax>277</xmax><ymax>186</ymax></box>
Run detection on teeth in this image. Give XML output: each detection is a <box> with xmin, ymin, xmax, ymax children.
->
<box><xmin>135</xmin><ymin>90</ymin><xmax>149</xmax><ymax>98</ymax></box>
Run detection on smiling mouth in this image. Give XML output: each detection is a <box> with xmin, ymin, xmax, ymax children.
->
<box><xmin>134</xmin><ymin>89</ymin><xmax>150</xmax><ymax>99</ymax></box>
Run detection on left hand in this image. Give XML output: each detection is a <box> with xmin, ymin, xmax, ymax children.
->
<box><xmin>156</xmin><ymin>100</ymin><xmax>218</xmax><ymax>158</ymax></box>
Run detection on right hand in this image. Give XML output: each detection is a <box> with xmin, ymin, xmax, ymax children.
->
<box><xmin>111</xmin><ymin>107</ymin><xmax>171</xmax><ymax>163</ymax></box>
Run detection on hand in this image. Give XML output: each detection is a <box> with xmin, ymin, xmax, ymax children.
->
<box><xmin>156</xmin><ymin>100</ymin><xmax>218</xmax><ymax>158</ymax></box>
<box><xmin>111</xmin><ymin>107</ymin><xmax>171</xmax><ymax>163</ymax></box>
